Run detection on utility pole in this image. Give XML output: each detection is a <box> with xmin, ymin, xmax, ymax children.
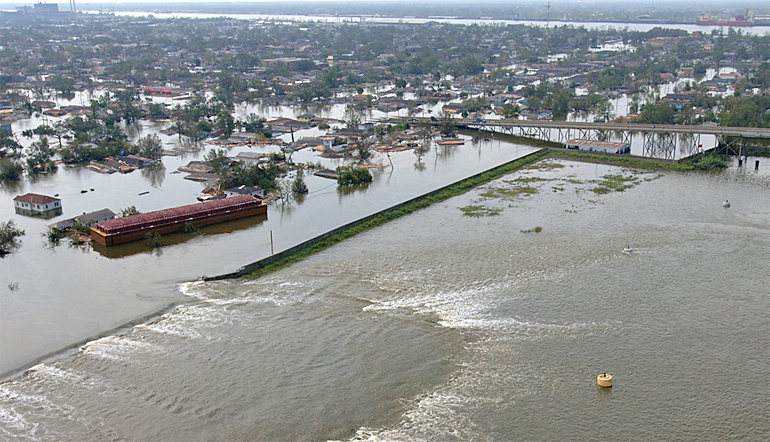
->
<box><xmin>545</xmin><ymin>2</ymin><xmax>551</xmax><ymax>29</ymax></box>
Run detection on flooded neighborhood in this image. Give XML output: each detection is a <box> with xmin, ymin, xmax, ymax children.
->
<box><xmin>1</xmin><ymin>2</ymin><xmax>769</xmax><ymax>441</ymax></box>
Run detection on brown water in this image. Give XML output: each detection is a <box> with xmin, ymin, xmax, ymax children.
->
<box><xmin>1</xmin><ymin>158</ymin><xmax>768</xmax><ymax>441</ymax></box>
<box><xmin>0</xmin><ymin>127</ymin><xmax>539</xmax><ymax>378</ymax></box>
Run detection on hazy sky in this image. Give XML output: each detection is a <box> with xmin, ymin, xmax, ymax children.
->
<box><xmin>0</xmin><ymin>0</ymin><xmax>756</xmax><ymax>5</ymax></box>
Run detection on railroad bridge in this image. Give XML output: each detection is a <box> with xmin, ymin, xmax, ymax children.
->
<box><xmin>396</xmin><ymin>117</ymin><xmax>770</xmax><ymax>159</ymax></box>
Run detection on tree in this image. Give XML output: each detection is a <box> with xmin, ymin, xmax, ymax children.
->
<box><xmin>594</xmin><ymin>99</ymin><xmax>615</xmax><ymax>123</ymax></box>
<box><xmin>439</xmin><ymin>110</ymin><xmax>456</xmax><ymax>137</ymax></box>
<box><xmin>136</xmin><ymin>134</ymin><xmax>163</xmax><ymax>160</ymax></box>
<box><xmin>216</xmin><ymin>110</ymin><xmax>236</xmax><ymax>138</ymax></box>
<box><xmin>120</xmin><ymin>206</ymin><xmax>140</xmax><ymax>217</ymax></box>
<box><xmin>146</xmin><ymin>103</ymin><xmax>167</xmax><ymax>119</ymax></box>
<box><xmin>239</xmin><ymin>113</ymin><xmax>265</xmax><ymax>132</ymax></box>
<box><xmin>113</xmin><ymin>87</ymin><xmax>141</xmax><ymax>123</ymax></box>
<box><xmin>222</xmin><ymin>162</ymin><xmax>279</xmax><ymax>191</ymax></box>
<box><xmin>502</xmin><ymin>103</ymin><xmax>521</xmax><ymax>119</ymax></box>
<box><xmin>0</xmin><ymin>128</ymin><xmax>22</xmax><ymax>158</ymax></box>
<box><xmin>345</xmin><ymin>138</ymin><xmax>375</xmax><ymax>164</ymax></box>
<box><xmin>639</xmin><ymin>103</ymin><xmax>676</xmax><ymax>125</ymax></box>
<box><xmin>25</xmin><ymin>138</ymin><xmax>56</xmax><ymax>173</ymax></box>
<box><xmin>205</xmin><ymin>148</ymin><xmax>230</xmax><ymax>176</ymax></box>
<box><xmin>336</xmin><ymin>166</ymin><xmax>372</xmax><ymax>185</ymax></box>
<box><xmin>0</xmin><ymin>220</ymin><xmax>25</xmax><ymax>255</ymax></box>
<box><xmin>344</xmin><ymin>105</ymin><xmax>362</xmax><ymax>131</ymax></box>
<box><xmin>52</xmin><ymin>121</ymin><xmax>68</xmax><ymax>150</ymax></box>
<box><xmin>0</xmin><ymin>159</ymin><xmax>23</xmax><ymax>181</ymax></box>
<box><xmin>292</xmin><ymin>170</ymin><xmax>308</xmax><ymax>194</ymax></box>
<box><xmin>281</xmin><ymin>144</ymin><xmax>296</xmax><ymax>165</ymax></box>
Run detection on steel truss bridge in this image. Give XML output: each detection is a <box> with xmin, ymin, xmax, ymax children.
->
<box><xmin>400</xmin><ymin>118</ymin><xmax>770</xmax><ymax>159</ymax></box>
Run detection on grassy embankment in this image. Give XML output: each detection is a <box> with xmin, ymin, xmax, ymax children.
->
<box><xmin>244</xmin><ymin>131</ymin><xmax>721</xmax><ymax>279</ymax></box>
<box><xmin>245</xmin><ymin>149</ymin><xmax>549</xmax><ymax>279</ymax></box>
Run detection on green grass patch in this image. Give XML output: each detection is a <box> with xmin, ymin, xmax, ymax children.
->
<box><xmin>511</xmin><ymin>176</ymin><xmax>549</xmax><ymax>183</ymax></box>
<box><xmin>590</xmin><ymin>174</ymin><xmax>641</xmax><ymax>194</ymax></box>
<box><xmin>460</xmin><ymin>205</ymin><xmax>502</xmax><ymax>217</ymax></box>
<box><xmin>682</xmin><ymin>153</ymin><xmax>728</xmax><ymax>170</ymax></box>
<box><xmin>529</xmin><ymin>161</ymin><xmax>566</xmax><ymax>171</ymax></box>
<box><xmin>480</xmin><ymin>185</ymin><xmax>539</xmax><ymax>199</ymax></box>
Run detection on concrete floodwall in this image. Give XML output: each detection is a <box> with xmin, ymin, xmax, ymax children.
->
<box><xmin>203</xmin><ymin>149</ymin><xmax>545</xmax><ymax>281</ymax></box>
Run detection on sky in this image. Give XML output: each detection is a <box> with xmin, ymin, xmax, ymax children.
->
<box><xmin>0</xmin><ymin>0</ymin><xmax>758</xmax><ymax>5</ymax></box>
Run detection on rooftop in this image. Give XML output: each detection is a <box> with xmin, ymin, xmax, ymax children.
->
<box><xmin>13</xmin><ymin>193</ymin><xmax>60</xmax><ymax>205</ymax></box>
<box><xmin>95</xmin><ymin>195</ymin><xmax>262</xmax><ymax>234</ymax></box>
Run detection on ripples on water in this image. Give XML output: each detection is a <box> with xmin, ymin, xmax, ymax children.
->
<box><xmin>1</xmin><ymin>160</ymin><xmax>768</xmax><ymax>441</ymax></box>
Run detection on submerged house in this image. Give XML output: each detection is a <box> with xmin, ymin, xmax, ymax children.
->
<box><xmin>49</xmin><ymin>208</ymin><xmax>116</xmax><ymax>231</ymax></box>
<box><xmin>13</xmin><ymin>193</ymin><xmax>62</xmax><ymax>218</ymax></box>
<box><xmin>224</xmin><ymin>185</ymin><xmax>265</xmax><ymax>199</ymax></box>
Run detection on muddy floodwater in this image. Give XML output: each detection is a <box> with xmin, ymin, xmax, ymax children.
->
<box><xmin>1</xmin><ymin>153</ymin><xmax>767</xmax><ymax>441</ymax></box>
<box><xmin>0</xmin><ymin>123</ymin><xmax>539</xmax><ymax>378</ymax></box>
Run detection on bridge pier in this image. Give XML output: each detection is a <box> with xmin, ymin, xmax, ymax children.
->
<box><xmin>643</xmin><ymin>132</ymin><xmax>676</xmax><ymax>159</ymax></box>
<box><xmin>715</xmin><ymin>135</ymin><xmax>748</xmax><ymax>160</ymax></box>
<box><xmin>678</xmin><ymin>133</ymin><xmax>702</xmax><ymax>157</ymax></box>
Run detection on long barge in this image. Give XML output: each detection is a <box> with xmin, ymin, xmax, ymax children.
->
<box><xmin>695</xmin><ymin>18</ymin><xmax>754</xmax><ymax>26</ymax></box>
<box><xmin>90</xmin><ymin>195</ymin><xmax>267</xmax><ymax>246</ymax></box>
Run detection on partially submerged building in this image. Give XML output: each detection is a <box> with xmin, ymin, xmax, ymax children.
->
<box><xmin>49</xmin><ymin>208</ymin><xmax>116</xmax><ymax>231</ymax></box>
<box><xmin>224</xmin><ymin>185</ymin><xmax>264</xmax><ymax>199</ymax></box>
<box><xmin>13</xmin><ymin>193</ymin><xmax>62</xmax><ymax>218</ymax></box>
<box><xmin>90</xmin><ymin>195</ymin><xmax>267</xmax><ymax>246</ymax></box>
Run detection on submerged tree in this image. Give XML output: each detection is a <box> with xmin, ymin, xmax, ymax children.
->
<box><xmin>0</xmin><ymin>220</ymin><xmax>25</xmax><ymax>255</ymax></box>
<box><xmin>136</xmin><ymin>134</ymin><xmax>164</xmax><ymax>160</ymax></box>
<box><xmin>345</xmin><ymin>138</ymin><xmax>375</xmax><ymax>164</ymax></box>
<box><xmin>336</xmin><ymin>166</ymin><xmax>372</xmax><ymax>185</ymax></box>
<box><xmin>25</xmin><ymin>138</ymin><xmax>57</xmax><ymax>174</ymax></box>
<box><xmin>0</xmin><ymin>159</ymin><xmax>23</xmax><ymax>181</ymax></box>
<box><xmin>0</xmin><ymin>128</ymin><xmax>23</xmax><ymax>158</ymax></box>
<box><xmin>119</xmin><ymin>206</ymin><xmax>141</xmax><ymax>217</ymax></box>
<box><xmin>292</xmin><ymin>170</ymin><xmax>309</xmax><ymax>195</ymax></box>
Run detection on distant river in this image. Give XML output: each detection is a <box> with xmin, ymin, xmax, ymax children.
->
<box><xmin>1</xmin><ymin>157</ymin><xmax>768</xmax><ymax>441</ymax></box>
<box><xmin>86</xmin><ymin>10</ymin><xmax>770</xmax><ymax>35</ymax></box>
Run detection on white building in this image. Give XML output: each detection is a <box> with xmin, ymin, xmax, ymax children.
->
<box><xmin>224</xmin><ymin>185</ymin><xmax>264</xmax><ymax>199</ymax></box>
<box><xmin>13</xmin><ymin>193</ymin><xmax>61</xmax><ymax>215</ymax></box>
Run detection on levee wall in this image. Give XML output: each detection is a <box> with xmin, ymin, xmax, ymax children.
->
<box><xmin>203</xmin><ymin>149</ymin><xmax>545</xmax><ymax>281</ymax></box>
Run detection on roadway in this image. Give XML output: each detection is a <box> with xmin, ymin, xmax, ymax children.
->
<box><xmin>397</xmin><ymin>117</ymin><xmax>770</xmax><ymax>139</ymax></box>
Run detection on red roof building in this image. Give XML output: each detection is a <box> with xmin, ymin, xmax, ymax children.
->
<box><xmin>90</xmin><ymin>195</ymin><xmax>267</xmax><ymax>246</ymax></box>
<box><xmin>13</xmin><ymin>193</ymin><xmax>62</xmax><ymax>217</ymax></box>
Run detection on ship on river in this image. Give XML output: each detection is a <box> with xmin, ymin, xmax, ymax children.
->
<box><xmin>696</xmin><ymin>10</ymin><xmax>754</xmax><ymax>27</ymax></box>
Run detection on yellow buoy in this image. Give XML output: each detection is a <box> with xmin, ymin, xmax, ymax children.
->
<box><xmin>597</xmin><ymin>373</ymin><xmax>613</xmax><ymax>388</ymax></box>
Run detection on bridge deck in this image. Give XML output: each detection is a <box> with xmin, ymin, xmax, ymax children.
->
<box><xmin>397</xmin><ymin>117</ymin><xmax>770</xmax><ymax>139</ymax></box>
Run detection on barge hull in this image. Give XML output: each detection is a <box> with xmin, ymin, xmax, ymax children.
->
<box><xmin>90</xmin><ymin>196</ymin><xmax>267</xmax><ymax>246</ymax></box>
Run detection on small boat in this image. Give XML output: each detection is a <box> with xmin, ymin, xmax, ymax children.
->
<box><xmin>623</xmin><ymin>246</ymin><xmax>633</xmax><ymax>254</ymax></box>
<box><xmin>723</xmin><ymin>200</ymin><xmax>731</xmax><ymax>208</ymax></box>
